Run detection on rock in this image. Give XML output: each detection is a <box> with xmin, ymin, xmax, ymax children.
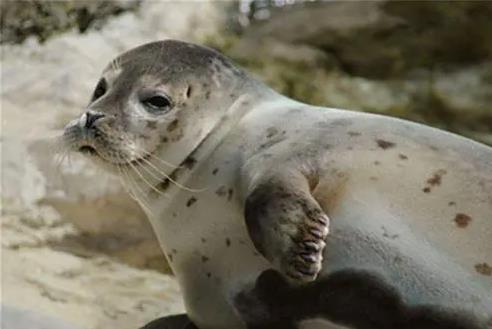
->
<box><xmin>1</xmin><ymin>245</ymin><xmax>184</xmax><ymax>329</ymax></box>
<box><xmin>220</xmin><ymin>1</ymin><xmax>492</xmax><ymax>145</ymax></box>
<box><xmin>2</xmin><ymin>305</ymin><xmax>81</xmax><ymax>329</ymax></box>
<box><xmin>0</xmin><ymin>0</ymin><xmax>141</xmax><ymax>44</ymax></box>
<box><xmin>238</xmin><ymin>1</ymin><xmax>492</xmax><ymax>79</ymax></box>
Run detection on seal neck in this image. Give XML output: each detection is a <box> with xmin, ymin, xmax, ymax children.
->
<box><xmin>126</xmin><ymin>77</ymin><xmax>281</xmax><ymax>217</ymax></box>
<box><xmin>154</xmin><ymin>82</ymin><xmax>278</xmax><ymax>201</ymax></box>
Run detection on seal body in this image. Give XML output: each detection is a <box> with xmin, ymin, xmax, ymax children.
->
<box><xmin>156</xmin><ymin>102</ymin><xmax>492</xmax><ymax>329</ymax></box>
<box><xmin>62</xmin><ymin>40</ymin><xmax>492</xmax><ymax>329</ymax></box>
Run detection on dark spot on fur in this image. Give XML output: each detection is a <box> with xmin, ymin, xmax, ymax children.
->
<box><xmin>201</xmin><ymin>255</ymin><xmax>209</xmax><ymax>263</ymax></box>
<box><xmin>398</xmin><ymin>154</ymin><xmax>408</xmax><ymax>160</ymax></box>
<box><xmin>427</xmin><ymin>169</ymin><xmax>447</xmax><ymax>186</ymax></box>
<box><xmin>169</xmin><ymin>128</ymin><xmax>184</xmax><ymax>142</ymax></box>
<box><xmin>183</xmin><ymin>156</ymin><xmax>196</xmax><ymax>169</ymax></box>
<box><xmin>186</xmin><ymin>85</ymin><xmax>192</xmax><ymax>98</ymax></box>
<box><xmin>234</xmin><ymin>269</ymin><xmax>482</xmax><ymax>329</ymax></box>
<box><xmin>167</xmin><ymin>119</ymin><xmax>179</xmax><ymax>132</ymax></box>
<box><xmin>146</xmin><ymin>121</ymin><xmax>158</xmax><ymax>129</ymax></box>
<box><xmin>205</xmin><ymin>90</ymin><xmax>211</xmax><ymax>99</ymax></box>
<box><xmin>422</xmin><ymin>169</ymin><xmax>447</xmax><ymax>193</ymax></box>
<box><xmin>216</xmin><ymin>186</ymin><xmax>227</xmax><ymax>197</ymax></box>
<box><xmin>161</xmin><ymin>136</ymin><xmax>169</xmax><ymax>143</ymax></box>
<box><xmin>206</xmin><ymin>272</ymin><xmax>212</xmax><ymax>278</ymax></box>
<box><xmin>266</xmin><ymin>127</ymin><xmax>278</xmax><ymax>138</ymax></box>
<box><xmin>370</xmin><ymin>176</ymin><xmax>379</xmax><ymax>181</ymax></box>
<box><xmin>172</xmin><ymin>249</ymin><xmax>177</xmax><ymax>254</ymax></box>
<box><xmin>226</xmin><ymin>238</ymin><xmax>231</xmax><ymax>247</ymax></box>
<box><xmin>376</xmin><ymin>139</ymin><xmax>396</xmax><ymax>150</ymax></box>
<box><xmin>212</xmin><ymin>168</ymin><xmax>219</xmax><ymax>175</ymax></box>
<box><xmin>475</xmin><ymin>263</ymin><xmax>492</xmax><ymax>276</ymax></box>
<box><xmin>348</xmin><ymin>131</ymin><xmax>361</xmax><ymax>137</ymax></box>
<box><xmin>454</xmin><ymin>213</ymin><xmax>472</xmax><ymax>228</ymax></box>
<box><xmin>448</xmin><ymin>201</ymin><xmax>456</xmax><ymax>206</ymax></box>
<box><xmin>186</xmin><ymin>197</ymin><xmax>197</xmax><ymax>207</ymax></box>
<box><xmin>201</xmin><ymin>238</ymin><xmax>207</xmax><ymax>243</ymax></box>
<box><xmin>172</xmin><ymin>212</ymin><xmax>177</xmax><ymax>217</ymax></box>
<box><xmin>228</xmin><ymin>188</ymin><xmax>234</xmax><ymax>201</ymax></box>
<box><xmin>374</xmin><ymin>161</ymin><xmax>381</xmax><ymax>166</ymax></box>
<box><xmin>158</xmin><ymin>179</ymin><xmax>170</xmax><ymax>192</ymax></box>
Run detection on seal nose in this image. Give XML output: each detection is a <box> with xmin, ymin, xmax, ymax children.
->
<box><xmin>81</xmin><ymin>111</ymin><xmax>105</xmax><ymax>129</ymax></box>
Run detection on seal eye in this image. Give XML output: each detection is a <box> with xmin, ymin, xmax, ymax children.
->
<box><xmin>92</xmin><ymin>78</ymin><xmax>107</xmax><ymax>101</ymax></box>
<box><xmin>142</xmin><ymin>95</ymin><xmax>171</xmax><ymax>113</ymax></box>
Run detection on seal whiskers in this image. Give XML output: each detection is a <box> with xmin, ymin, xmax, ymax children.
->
<box><xmin>120</xmin><ymin>137</ymin><xmax>204</xmax><ymax>193</ymax></box>
<box><xmin>125</xmin><ymin>154</ymin><xmax>168</xmax><ymax>197</ymax></box>
<box><xmin>116</xmin><ymin>154</ymin><xmax>154</xmax><ymax>216</ymax></box>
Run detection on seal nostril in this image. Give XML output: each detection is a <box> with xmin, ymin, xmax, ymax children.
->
<box><xmin>78</xmin><ymin>145</ymin><xmax>97</xmax><ymax>155</ymax></box>
<box><xmin>85</xmin><ymin>111</ymin><xmax>105</xmax><ymax>129</ymax></box>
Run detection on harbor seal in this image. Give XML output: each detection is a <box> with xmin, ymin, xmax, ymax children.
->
<box><xmin>62</xmin><ymin>40</ymin><xmax>492</xmax><ymax>329</ymax></box>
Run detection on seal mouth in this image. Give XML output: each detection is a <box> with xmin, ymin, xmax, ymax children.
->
<box><xmin>78</xmin><ymin>145</ymin><xmax>97</xmax><ymax>156</ymax></box>
<box><xmin>73</xmin><ymin>135</ymin><xmax>159</xmax><ymax>169</ymax></box>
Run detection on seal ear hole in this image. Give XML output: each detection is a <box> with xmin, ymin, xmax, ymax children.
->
<box><xmin>186</xmin><ymin>85</ymin><xmax>192</xmax><ymax>98</ymax></box>
<box><xmin>92</xmin><ymin>78</ymin><xmax>107</xmax><ymax>101</ymax></box>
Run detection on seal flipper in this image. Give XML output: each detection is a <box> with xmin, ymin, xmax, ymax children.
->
<box><xmin>244</xmin><ymin>173</ymin><xmax>329</xmax><ymax>282</ymax></box>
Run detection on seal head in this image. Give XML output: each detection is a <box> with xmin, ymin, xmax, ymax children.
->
<box><xmin>63</xmin><ymin>40</ymin><xmax>246</xmax><ymax>170</ymax></box>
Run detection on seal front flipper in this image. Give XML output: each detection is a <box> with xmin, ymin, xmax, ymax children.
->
<box><xmin>243</xmin><ymin>171</ymin><xmax>329</xmax><ymax>282</ymax></box>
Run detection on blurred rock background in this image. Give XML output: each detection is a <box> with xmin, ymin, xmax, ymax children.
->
<box><xmin>1</xmin><ymin>1</ymin><xmax>491</xmax><ymax>328</ymax></box>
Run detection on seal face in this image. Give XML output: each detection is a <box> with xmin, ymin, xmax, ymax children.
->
<box><xmin>62</xmin><ymin>40</ymin><xmax>492</xmax><ymax>329</ymax></box>
<box><xmin>63</xmin><ymin>40</ymin><xmax>245</xmax><ymax>170</ymax></box>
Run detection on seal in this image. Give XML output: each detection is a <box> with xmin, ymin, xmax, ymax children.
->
<box><xmin>62</xmin><ymin>40</ymin><xmax>492</xmax><ymax>329</ymax></box>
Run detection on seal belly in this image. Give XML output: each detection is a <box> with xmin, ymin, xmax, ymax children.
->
<box><xmin>156</xmin><ymin>159</ymin><xmax>271</xmax><ymax>329</ymax></box>
<box><xmin>161</xmin><ymin>196</ymin><xmax>269</xmax><ymax>329</ymax></box>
